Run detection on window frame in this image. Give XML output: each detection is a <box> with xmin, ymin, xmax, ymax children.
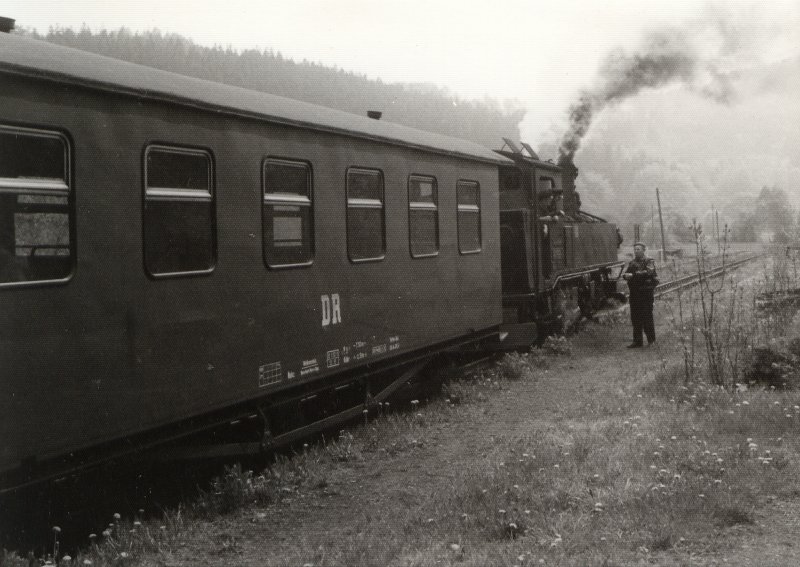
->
<box><xmin>456</xmin><ymin>179</ymin><xmax>482</xmax><ymax>255</ymax></box>
<box><xmin>261</xmin><ymin>157</ymin><xmax>314</xmax><ymax>269</ymax></box>
<box><xmin>0</xmin><ymin>123</ymin><xmax>74</xmax><ymax>290</ymax></box>
<box><xmin>346</xmin><ymin>167</ymin><xmax>386</xmax><ymax>263</ymax></box>
<box><xmin>407</xmin><ymin>174</ymin><xmax>439</xmax><ymax>258</ymax></box>
<box><xmin>142</xmin><ymin>143</ymin><xmax>216</xmax><ymax>279</ymax></box>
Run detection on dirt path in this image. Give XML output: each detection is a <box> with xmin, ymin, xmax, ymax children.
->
<box><xmin>154</xmin><ymin>293</ymin><xmax>800</xmax><ymax>566</ymax></box>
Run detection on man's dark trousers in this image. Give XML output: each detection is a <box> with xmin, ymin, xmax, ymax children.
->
<box><xmin>630</xmin><ymin>289</ymin><xmax>655</xmax><ymax>345</ymax></box>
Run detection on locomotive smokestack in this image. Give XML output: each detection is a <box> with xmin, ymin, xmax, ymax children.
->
<box><xmin>367</xmin><ymin>110</ymin><xmax>382</xmax><ymax>120</ymax></box>
<box><xmin>558</xmin><ymin>154</ymin><xmax>579</xmax><ymax>216</ymax></box>
<box><xmin>0</xmin><ymin>17</ymin><xmax>15</xmax><ymax>33</ymax></box>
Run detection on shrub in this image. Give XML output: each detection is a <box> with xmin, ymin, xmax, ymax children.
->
<box><xmin>745</xmin><ymin>345</ymin><xmax>800</xmax><ymax>389</ymax></box>
<box><xmin>542</xmin><ymin>335</ymin><xmax>572</xmax><ymax>356</ymax></box>
<box><xmin>496</xmin><ymin>352</ymin><xmax>533</xmax><ymax>381</ymax></box>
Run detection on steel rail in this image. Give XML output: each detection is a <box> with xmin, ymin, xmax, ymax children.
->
<box><xmin>653</xmin><ymin>254</ymin><xmax>759</xmax><ymax>298</ymax></box>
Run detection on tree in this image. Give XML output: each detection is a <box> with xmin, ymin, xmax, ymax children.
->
<box><xmin>755</xmin><ymin>186</ymin><xmax>796</xmax><ymax>242</ymax></box>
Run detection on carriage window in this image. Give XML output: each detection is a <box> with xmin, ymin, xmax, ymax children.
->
<box><xmin>408</xmin><ymin>175</ymin><xmax>438</xmax><ymax>257</ymax></box>
<box><xmin>0</xmin><ymin>126</ymin><xmax>72</xmax><ymax>286</ymax></box>
<box><xmin>347</xmin><ymin>168</ymin><xmax>385</xmax><ymax>262</ymax></box>
<box><xmin>457</xmin><ymin>180</ymin><xmax>481</xmax><ymax>254</ymax></box>
<box><xmin>144</xmin><ymin>146</ymin><xmax>215</xmax><ymax>277</ymax></box>
<box><xmin>263</xmin><ymin>159</ymin><xmax>313</xmax><ymax>267</ymax></box>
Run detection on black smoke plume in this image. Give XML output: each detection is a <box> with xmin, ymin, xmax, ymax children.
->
<box><xmin>557</xmin><ymin>20</ymin><xmax>747</xmax><ymax>165</ymax></box>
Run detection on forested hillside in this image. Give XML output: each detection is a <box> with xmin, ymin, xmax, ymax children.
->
<box><xmin>22</xmin><ymin>26</ymin><xmax>523</xmax><ymax>149</ymax></box>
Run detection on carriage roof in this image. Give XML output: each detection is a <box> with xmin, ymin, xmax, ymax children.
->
<box><xmin>0</xmin><ymin>33</ymin><xmax>511</xmax><ymax>166</ymax></box>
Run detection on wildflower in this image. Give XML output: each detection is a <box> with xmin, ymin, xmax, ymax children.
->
<box><xmin>743</xmin><ymin>401</ymin><xmax>750</xmax><ymax>405</ymax></box>
<box><xmin>554</xmin><ymin>464</ymin><xmax>560</xmax><ymax>469</ymax></box>
<box><xmin>113</xmin><ymin>513</ymin><xmax>121</xmax><ymax>520</ymax></box>
<box><xmin>699</xmin><ymin>494</ymin><xmax>705</xmax><ymax>498</ymax></box>
<box><xmin>525</xmin><ymin>510</ymin><xmax>531</xmax><ymax>514</ymax></box>
<box><xmin>499</xmin><ymin>509</ymin><xmax>506</xmax><ymax>514</ymax></box>
<box><xmin>133</xmin><ymin>521</ymin><xmax>141</xmax><ymax>527</ymax></box>
<box><xmin>83</xmin><ymin>561</ymin><xmax>93</xmax><ymax>566</ymax></box>
<box><xmin>119</xmin><ymin>552</ymin><xmax>129</xmax><ymax>559</ymax></box>
<box><xmin>450</xmin><ymin>544</ymin><xmax>461</xmax><ymax>552</ymax></box>
<box><xmin>670</xmin><ymin>436</ymin><xmax>677</xmax><ymax>441</ymax></box>
<box><xmin>102</xmin><ymin>530</ymin><xmax>111</xmax><ymax>538</ymax></box>
<box><xmin>62</xmin><ymin>557</ymin><xmax>72</xmax><ymax>564</ymax></box>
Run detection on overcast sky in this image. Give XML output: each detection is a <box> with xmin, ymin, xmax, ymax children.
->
<box><xmin>7</xmin><ymin>0</ymin><xmax>798</xmax><ymax>143</ymax></box>
<box><xmin>6</xmin><ymin>0</ymin><xmax>800</xmax><ymax>219</ymax></box>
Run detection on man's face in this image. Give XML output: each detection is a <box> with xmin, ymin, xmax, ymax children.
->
<box><xmin>634</xmin><ymin>245</ymin><xmax>645</xmax><ymax>259</ymax></box>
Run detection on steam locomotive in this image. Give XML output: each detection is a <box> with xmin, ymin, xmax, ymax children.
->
<box><xmin>0</xmin><ymin>28</ymin><xmax>620</xmax><ymax>492</ymax></box>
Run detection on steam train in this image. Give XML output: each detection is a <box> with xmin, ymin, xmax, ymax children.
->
<box><xmin>0</xmin><ymin>29</ymin><xmax>621</xmax><ymax>492</ymax></box>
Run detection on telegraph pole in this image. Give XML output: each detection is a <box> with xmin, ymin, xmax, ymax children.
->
<box><xmin>656</xmin><ymin>188</ymin><xmax>666</xmax><ymax>262</ymax></box>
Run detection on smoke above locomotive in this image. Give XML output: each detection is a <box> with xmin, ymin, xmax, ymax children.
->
<box><xmin>557</xmin><ymin>12</ymin><xmax>763</xmax><ymax>165</ymax></box>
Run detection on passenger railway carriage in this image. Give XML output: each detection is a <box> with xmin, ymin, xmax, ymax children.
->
<box><xmin>0</xmin><ymin>32</ymin><xmax>508</xmax><ymax>490</ymax></box>
<box><xmin>0</xmin><ymin>29</ymin><xmax>623</xmax><ymax>492</ymax></box>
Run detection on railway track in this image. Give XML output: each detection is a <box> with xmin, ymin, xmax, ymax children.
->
<box><xmin>653</xmin><ymin>254</ymin><xmax>759</xmax><ymax>297</ymax></box>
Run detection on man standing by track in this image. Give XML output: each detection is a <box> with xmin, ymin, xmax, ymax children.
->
<box><xmin>623</xmin><ymin>242</ymin><xmax>658</xmax><ymax>348</ymax></box>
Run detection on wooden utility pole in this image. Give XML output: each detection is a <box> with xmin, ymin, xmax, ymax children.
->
<box><xmin>656</xmin><ymin>188</ymin><xmax>666</xmax><ymax>262</ymax></box>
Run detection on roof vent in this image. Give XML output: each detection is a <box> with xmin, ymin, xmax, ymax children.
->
<box><xmin>0</xmin><ymin>17</ymin><xmax>15</xmax><ymax>33</ymax></box>
<box><xmin>367</xmin><ymin>110</ymin><xmax>382</xmax><ymax>120</ymax></box>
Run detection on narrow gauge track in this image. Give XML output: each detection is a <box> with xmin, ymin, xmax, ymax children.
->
<box><xmin>653</xmin><ymin>254</ymin><xmax>759</xmax><ymax>298</ymax></box>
